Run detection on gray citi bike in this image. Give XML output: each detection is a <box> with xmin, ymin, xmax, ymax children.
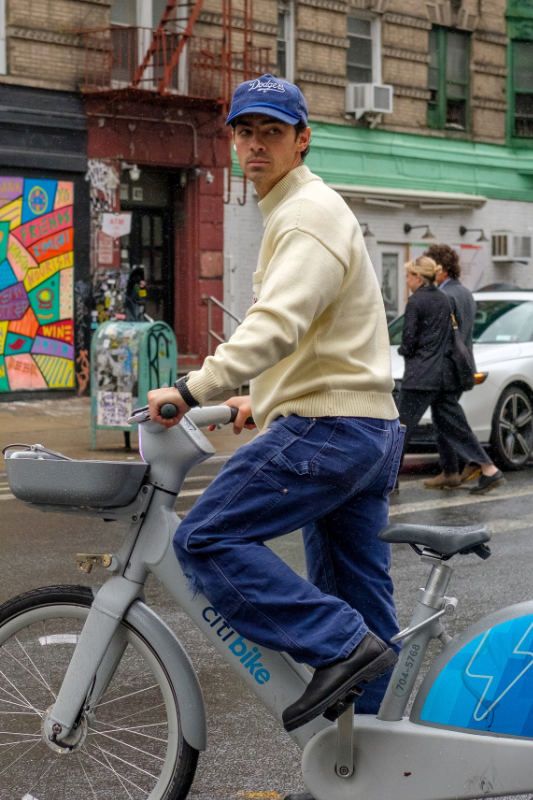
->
<box><xmin>2</xmin><ymin>403</ymin><xmax>533</xmax><ymax>800</ymax></box>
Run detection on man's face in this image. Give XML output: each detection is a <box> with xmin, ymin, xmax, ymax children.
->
<box><xmin>435</xmin><ymin>265</ymin><xmax>447</xmax><ymax>285</ymax></box>
<box><xmin>232</xmin><ymin>114</ymin><xmax>311</xmax><ymax>198</ymax></box>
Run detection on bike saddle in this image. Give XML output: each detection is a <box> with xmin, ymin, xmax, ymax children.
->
<box><xmin>379</xmin><ymin>522</ymin><xmax>491</xmax><ymax>559</ymax></box>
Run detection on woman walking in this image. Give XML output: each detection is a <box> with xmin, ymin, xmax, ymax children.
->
<box><xmin>397</xmin><ymin>256</ymin><xmax>503</xmax><ymax>494</ymax></box>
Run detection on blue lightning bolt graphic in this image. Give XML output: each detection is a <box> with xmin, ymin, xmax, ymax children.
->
<box><xmin>465</xmin><ymin>622</ymin><xmax>533</xmax><ymax>722</ymax></box>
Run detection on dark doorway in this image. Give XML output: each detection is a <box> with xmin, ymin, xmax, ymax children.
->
<box><xmin>125</xmin><ymin>209</ymin><xmax>172</xmax><ymax>321</ymax></box>
<box><xmin>120</xmin><ymin>170</ymin><xmax>174</xmax><ymax>324</ymax></box>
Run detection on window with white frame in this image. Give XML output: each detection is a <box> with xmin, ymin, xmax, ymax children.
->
<box><xmin>110</xmin><ymin>0</ymin><xmax>187</xmax><ymax>90</ymax></box>
<box><xmin>346</xmin><ymin>14</ymin><xmax>381</xmax><ymax>85</ymax></box>
<box><xmin>0</xmin><ymin>0</ymin><xmax>6</xmax><ymax>75</ymax></box>
<box><xmin>277</xmin><ymin>1</ymin><xmax>295</xmax><ymax>81</ymax></box>
<box><xmin>511</xmin><ymin>40</ymin><xmax>533</xmax><ymax>138</ymax></box>
<box><xmin>111</xmin><ymin>0</ymin><xmax>170</xmax><ymax>29</ymax></box>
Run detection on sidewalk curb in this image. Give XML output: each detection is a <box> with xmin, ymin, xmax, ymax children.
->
<box><xmin>0</xmin><ymin>397</ymin><xmax>253</xmax><ymax>462</ymax></box>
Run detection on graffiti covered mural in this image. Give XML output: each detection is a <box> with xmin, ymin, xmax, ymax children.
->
<box><xmin>0</xmin><ymin>177</ymin><xmax>75</xmax><ymax>391</ymax></box>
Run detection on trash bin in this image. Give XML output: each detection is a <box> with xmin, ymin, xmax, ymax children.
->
<box><xmin>90</xmin><ymin>320</ymin><xmax>177</xmax><ymax>449</ymax></box>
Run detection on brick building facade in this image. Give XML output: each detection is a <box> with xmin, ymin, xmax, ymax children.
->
<box><xmin>222</xmin><ymin>0</ymin><xmax>533</xmax><ymax>328</ymax></box>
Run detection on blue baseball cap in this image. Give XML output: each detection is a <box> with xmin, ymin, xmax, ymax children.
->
<box><xmin>226</xmin><ymin>73</ymin><xmax>308</xmax><ymax>126</ymax></box>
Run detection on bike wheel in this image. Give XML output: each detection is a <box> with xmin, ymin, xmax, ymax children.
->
<box><xmin>0</xmin><ymin>585</ymin><xmax>198</xmax><ymax>800</ymax></box>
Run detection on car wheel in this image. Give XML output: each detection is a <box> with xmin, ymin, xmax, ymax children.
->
<box><xmin>490</xmin><ymin>385</ymin><xmax>533</xmax><ymax>470</ymax></box>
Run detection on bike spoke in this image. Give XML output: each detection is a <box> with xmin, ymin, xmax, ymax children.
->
<box><xmin>88</xmin><ymin>741</ymin><xmax>159</xmax><ymax>779</ymax></box>
<box><xmin>0</xmin><ymin>668</ymin><xmax>44</xmax><ymax>716</ymax></box>
<box><xmin>94</xmin><ymin>683</ymin><xmax>159</xmax><ymax>709</ymax></box>
<box><xmin>76</xmin><ymin>752</ymin><xmax>104</xmax><ymax>800</ymax></box>
<box><xmin>97</xmin><ymin>667</ymin><xmax>154</xmax><ymax>703</ymax></box>
<box><xmin>91</xmin><ymin>702</ymin><xmax>165</xmax><ymax>728</ymax></box>
<box><xmin>0</xmin><ymin>736</ymin><xmax>41</xmax><ymax>747</ymax></box>
<box><xmin>87</xmin><ymin>728</ymin><xmax>165</xmax><ymax>761</ymax></box>
<box><xmin>25</xmin><ymin>750</ymin><xmax>61</xmax><ymax>798</ymax></box>
<box><xmin>2</xmin><ymin>648</ymin><xmax>53</xmax><ymax>705</ymax></box>
<box><xmin>13</xmin><ymin>634</ymin><xmax>57</xmax><ymax>699</ymax></box>
<box><xmin>0</xmin><ymin>738</ymin><xmax>41</xmax><ymax>777</ymax></box>
<box><xmin>88</xmin><ymin>719</ymin><xmax>167</xmax><ymax>743</ymax></box>
<box><xmin>0</xmin><ymin>694</ymin><xmax>43</xmax><ymax>713</ymax></box>
<box><xmin>84</xmin><ymin>743</ymin><xmax>148</xmax><ymax>795</ymax></box>
<box><xmin>0</xmin><ymin>709</ymin><xmax>43</xmax><ymax>715</ymax></box>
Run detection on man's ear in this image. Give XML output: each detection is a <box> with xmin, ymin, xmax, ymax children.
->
<box><xmin>297</xmin><ymin>126</ymin><xmax>311</xmax><ymax>151</ymax></box>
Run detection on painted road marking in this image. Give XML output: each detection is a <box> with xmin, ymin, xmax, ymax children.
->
<box><xmin>237</xmin><ymin>792</ymin><xmax>282</xmax><ymax>799</ymax></box>
<box><xmin>389</xmin><ymin>484</ymin><xmax>533</xmax><ymax>517</ymax></box>
<box><xmin>2</xmin><ymin>473</ymin><xmax>532</xmax><ymax>519</ymax></box>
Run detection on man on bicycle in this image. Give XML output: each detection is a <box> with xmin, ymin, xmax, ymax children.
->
<box><xmin>148</xmin><ymin>74</ymin><xmax>403</xmax><ymax>778</ymax></box>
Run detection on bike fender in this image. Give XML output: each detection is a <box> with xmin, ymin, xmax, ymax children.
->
<box><xmin>125</xmin><ymin>599</ymin><xmax>207</xmax><ymax>751</ymax></box>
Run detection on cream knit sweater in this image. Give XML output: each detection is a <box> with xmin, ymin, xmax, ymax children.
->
<box><xmin>186</xmin><ymin>165</ymin><xmax>397</xmax><ymax>430</ymax></box>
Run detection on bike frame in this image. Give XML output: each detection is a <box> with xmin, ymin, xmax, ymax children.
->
<box><xmin>6</xmin><ymin>407</ymin><xmax>533</xmax><ymax>800</ymax></box>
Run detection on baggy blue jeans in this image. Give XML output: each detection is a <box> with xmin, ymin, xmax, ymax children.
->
<box><xmin>174</xmin><ymin>414</ymin><xmax>404</xmax><ymax>713</ymax></box>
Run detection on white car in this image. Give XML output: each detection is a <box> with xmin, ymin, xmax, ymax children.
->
<box><xmin>389</xmin><ymin>290</ymin><xmax>533</xmax><ymax>470</ymax></box>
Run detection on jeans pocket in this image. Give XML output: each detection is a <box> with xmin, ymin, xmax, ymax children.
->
<box><xmin>271</xmin><ymin>450</ymin><xmax>311</xmax><ymax>477</ymax></box>
<box><xmin>384</xmin><ymin>425</ymin><xmax>405</xmax><ymax>496</ymax></box>
<box><xmin>268</xmin><ymin>416</ymin><xmax>320</xmax><ymax>477</ymax></box>
<box><xmin>311</xmin><ymin>418</ymin><xmax>389</xmax><ymax>489</ymax></box>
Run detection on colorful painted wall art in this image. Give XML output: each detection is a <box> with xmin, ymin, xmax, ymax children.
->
<box><xmin>0</xmin><ymin>177</ymin><xmax>75</xmax><ymax>391</ymax></box>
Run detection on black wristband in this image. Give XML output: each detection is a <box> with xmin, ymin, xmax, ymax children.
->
<box><xmin>174</xmin><ymin>377</ymin><xmax>200</xmax><ymax>408</ymax></box>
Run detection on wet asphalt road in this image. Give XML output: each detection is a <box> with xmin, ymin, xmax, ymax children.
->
<box><xmin>1</xmin><ymin>416</ymin><xmax>533</xmax><ymax>799</ymax></box>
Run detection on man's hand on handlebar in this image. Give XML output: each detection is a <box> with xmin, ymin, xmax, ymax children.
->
<box><xmin>223</xmin><ymin>395</ymin><xmax>256</xmax><ymax>434</ymax></box>
<box><xmin>147</xmin><ymin>387</ymin><xmax>189</xmax><ymax>427</ymax></box>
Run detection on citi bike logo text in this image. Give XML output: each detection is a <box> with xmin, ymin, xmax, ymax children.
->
<box><xmin>202</xmin><ymin>606</ymin><xmax>271</xmax><ymax>685</ymax></box>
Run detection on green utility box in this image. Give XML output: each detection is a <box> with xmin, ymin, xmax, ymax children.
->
<box><xmin>90</xmin><ymin>320</ymin><xmax>177</xmax><ymax>449</ymax></box>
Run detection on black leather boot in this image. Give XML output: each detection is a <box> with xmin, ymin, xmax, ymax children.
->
<box><xmin>282</xmin><ymin>631</ymin><xmax>397</xmax><ymax>732</ymax></box>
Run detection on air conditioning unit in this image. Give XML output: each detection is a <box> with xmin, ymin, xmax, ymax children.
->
<box><xmin>491</xmin><ymin>232</ymin><xmax>532</xmax><ymax>262</ymax></box>
<box><xmin>345</xmin><ymin>83</ymin><xmax>393</xmax><ymax>119</ymax></box>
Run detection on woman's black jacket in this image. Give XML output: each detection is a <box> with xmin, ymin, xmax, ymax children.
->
<box><xmin>398</xmin><ymin>284</ymin><xmax>459</xmax><ymax>391</ymax></box>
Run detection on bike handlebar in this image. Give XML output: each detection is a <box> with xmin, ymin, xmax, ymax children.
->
<box><xmin>185</xmin><ymin>405</ymin><xmax>239</xmax><ymax>426</ymax></box>
<box><xmin>128</xmin><ymin>404</ymin><xmax>240</xmax><ymax>428</ymax></box>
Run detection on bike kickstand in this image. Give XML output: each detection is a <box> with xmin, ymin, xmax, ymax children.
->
<box><xmin>335</xmin><ymin>703</ymin><xmax>355</xmax><ymax>778</ymax></box>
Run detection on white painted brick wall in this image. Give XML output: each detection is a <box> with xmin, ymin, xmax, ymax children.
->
<box><xmin>223</xmin><ymin>178</ymin><xmax>262</xmax><ymax>337</ymax></box>
<box><xmin>224</xmin><ymin>176</ymin><xmax>533</xmax><ymax>326</ymax></box>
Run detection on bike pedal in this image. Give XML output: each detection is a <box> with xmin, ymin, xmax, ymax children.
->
<box><xmin>323</xmin><ymin>688</ymin><xmax>363</xmax><ymax>722</ymax></box>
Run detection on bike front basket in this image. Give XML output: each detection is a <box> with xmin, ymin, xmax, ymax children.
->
<box><xmin>4</xmin><ymin>449</ymin><xmax>149</xmax><ymax>508</ymax></box>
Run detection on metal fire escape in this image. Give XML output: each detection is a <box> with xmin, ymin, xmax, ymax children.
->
<box><xmin>80</xmin><ymin>0</ymin><xmax>267</xmax><ymax>109</ymax></box>
<box><xmin>131</xmin><ymin>1</ymin><xmax>205</xmax><ymax>94</ymax></box>
<box><xmin>79</xmin><ymin>1</ymin><xmax>266</xmax><ymax>205</ymax></box>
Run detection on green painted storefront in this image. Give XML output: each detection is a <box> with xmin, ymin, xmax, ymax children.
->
<box><xmin>305</xmin><ymin>124</ymin><xmax>533</xmax><ymax>204</ymax></box>
<box><xmin>232</xmin><ymin>123</ymin><xmax>533</xmax><ymax>203</ymax></box>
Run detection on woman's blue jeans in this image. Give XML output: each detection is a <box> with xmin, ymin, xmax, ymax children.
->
<box><xmin>174</xmin><ymin>415</ymin><xmax>404</xmax><ymax>714</ymax></box>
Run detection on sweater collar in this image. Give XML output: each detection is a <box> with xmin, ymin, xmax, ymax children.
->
<box><xmin>257</xmin><ymin>164</ymin><xmax>320</xmax><ymax>222</ymax></box>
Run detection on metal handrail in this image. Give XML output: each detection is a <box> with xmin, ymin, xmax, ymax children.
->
<box><xmin>204</xmin><ymin>295</ymin><xmax>242</xmax><ymax>355</ymax></box>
